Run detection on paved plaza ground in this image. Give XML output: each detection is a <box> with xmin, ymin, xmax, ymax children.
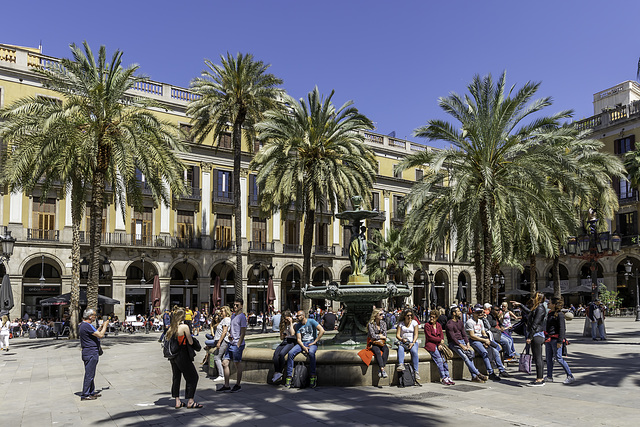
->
<box><xmin>0</xmin><ymin>317</ymin><xmax>638</xmax><ymax>426</ymax></box>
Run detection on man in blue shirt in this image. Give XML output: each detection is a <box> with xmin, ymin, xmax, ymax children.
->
<box><xmin>79</xmin><ymin>308</ymin><xmax>109</xmax><ymax>400</ymax></box>
<box><xmin>285</xmin><ymin>310</ymin><xmax>325</xmax><ymax>388</ymax></box>
<box><xmin>218</xmin><ymin>298</ymin><xmax>247</xmax><ymax>393</ymax></box>
<box><xmin>271</xmin><ymin>310</ymin><xmax>281</xmax><ymax>332</ymax></box>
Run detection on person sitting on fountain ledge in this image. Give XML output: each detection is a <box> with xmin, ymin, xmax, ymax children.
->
<box><xmin>285</xmin><ymin>310</ymin><xmax>325</xmax><ymax>388</ymax></box>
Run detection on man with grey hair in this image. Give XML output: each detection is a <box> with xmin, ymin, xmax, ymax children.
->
<box><xmin>79</xmin><ymin>308</ymin><xmax>109</xmax><ymax>400</ymax></box>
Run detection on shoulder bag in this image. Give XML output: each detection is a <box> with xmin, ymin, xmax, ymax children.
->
<box><xmin>518</xmin><ymin>344</ymin><xmax>532</xmax><ymax>374</ymax></box>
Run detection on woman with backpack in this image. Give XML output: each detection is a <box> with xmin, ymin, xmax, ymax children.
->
<box><xmin>167</xmin><ymin>308</ymin><xmax>202</xmax><ymax>409</ymax></box>
<box><xmin>367</xmin><ymin>308</ymin><xmax>389</xmax><ymax>378</ymax></box>
<box><xmin>545</xmin><ymin>297</ymin><xmax>575</xmax><ymax>384</ymax></box>
<box><xmin>395</xmin><ymin>308</ymin><xmax>420</xmax><ymax>380</ymax></box>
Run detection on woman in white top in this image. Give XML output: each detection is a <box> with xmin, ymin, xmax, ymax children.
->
<box><xmin>395</xmin><ymin>308</ymin><xmax>420</xmax><ymax>379</ymax></box>
<box><xmin>0</xmin><ymin>315</ymin><xmax>10</xmax><ymax>352</ymax></box>
<box><xmin>207</xmin><ymin>306</ymin><xmax>231</xmax><ymax>381</ymax></box>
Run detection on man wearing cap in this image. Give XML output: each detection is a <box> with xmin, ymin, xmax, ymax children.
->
<box><xmin>445</xmin><ymin>305</ymin><xmax>487</xmax><ymax>383</ymax></box>
<box><xmin>465</xmin><ymin>304</ymin><xmax>510</xmax><ymax>381</ymax></box>
<box><xmin>487</xmin><ymin>305</ymin><xmax>516</xmax><ymax>361</ymax></box>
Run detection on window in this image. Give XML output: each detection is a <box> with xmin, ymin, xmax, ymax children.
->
<box><xmin>285</xmin><ymin>220</ymin><xmax>299</xmax><ymax>245</ymax></box>
<box><xmin>219</xmin><ymin>133</ymin><xmax>232</xmax><ymax>149</ymax></box>
<box><xmin>618</xmin><ymin>212</ymin><xmax>637</xmax><ymax>236</ymax></box>
<box><xmin>132</xmin><ymin>207</ymin><xmax>153</xmax><ymax>245</ymax></box>
<box><xmin>249</xmin><ymin>174</ymin><xmax>259</xmax><ymax>206</ymax></box>
<box><xmin>619</xmin><ymin>176</ymin><xmax>635</xmax><ymax>200</ymax></box>
<box><xmin>372</xmin><ymin>192</ymin><xmax>380</xmax><ymax>211</ymax></box>
<box><xmin>214</xmin><ymin>169</ymin><xmax>233</xmax><ymax>203</ymax></box>
<box><xmin>316</xmin><ymin>223</ymin><xmax>328</xmax><ymax>246</ymax></box>
<box><xmin>85</xmin><ymin>207</ymin><xmax>107</xmax><ymax>236</ymax></box>
<box><xmin>184</xmin><ymin>165</ymin><xmax>200</xmax><ymax>190</ymax></box>
<box><xmin>614</xmin><ymin>135</ymin><xmax>635</xmax><ymax>155</ymax></box>
<box><xmin>32</xmin><ymin>197</ymin><xmax>56</xmax><ymax>239</ymax></box>
<box><xmin>393</xmin><ymin>195</ymin><xmax>404</xmax><ymax>219</ymax></box>
<box><xmin>177</xmin><ymin>210</ymin><xmax>194</xmax><ymax>239</ymax></box>
<box><xmin>393</xmin><ymin>164</ymin><xmax>402</xmax><ymax>179</ymax></box>
<box><xmin>180</xmin><ymin>123</ymin><xmax>193</xmax><ymax>142</ymax></box>
<box><xmin>215</xmin><ymin>214</ymin><xmax>232</xmax><ymax>245</ymax></box>
<box><xmin>416</xmin><ymin>169</ymin><xmax>424</xmax><ymax>181</ymax></box>
<box><xmin>252</xmin><ymin>217</ymin><xmax>267</xmax><ymax>245</ymax></box>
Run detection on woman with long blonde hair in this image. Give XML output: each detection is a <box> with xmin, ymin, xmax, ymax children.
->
<box><xmin>207</xmin><ymin>305</ymin><xmax>231</xmax><ymax>382</ymax></box>
<box><xmin>167</xmin><ymin>308</ymin><xmax>202</xmax><ymax>409</ymax></box>
<box><xmin>367</xmin><ymin>308</ymin><xmax>389</xmax><ymax>378</ymax></box>
<box><xmin>0</xmin><ymin>315</ymin><xmax>10</xmax><ymax>352</ymax></box>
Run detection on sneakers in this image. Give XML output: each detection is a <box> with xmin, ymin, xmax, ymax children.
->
<box><xmin>544</xmin><ymin>376</ymin><xmax>554</xmax><ymax>383</ymax></box>
<box><xmin>488</xmin><ymin>373</ymin><xmax>501</xmax><ymax>381</ymax></box>
<box><xmin>563</xmin><ymin>376</ymin><xmax>576</xmax><ymax>385</ymax></box>
<box><xmin>471</xmin><ymin>376</ymin><xmax>486</xmax><ymax>383</ymax></box>
<box><xmin>272</xmin><ymin>372</ymin><xmax>283</xmax><ymax>383</ymax></box>
<box><xmin>230</xmin><ymin>384</ymin><xmax>241</xmax><ymax>393</ymax></box>
<box><xmin>499</xmin><ymin>370</ymin><xmax>510</xmax><ymax>378</ymax></box>
<box><xmin>396</xmin><ymin>364</ymin><xmax>405</xmax><ymax>372</ymax></box>
<box><xmin>213</xmin><ymin>376</ymin><xmax>224</xmax><ymax>382</ymax></box>
<box><xmin>216</xmin><ymin>385</ymin><xmax>231</xmax><ymax>392</ymax></box>
<box><xmin>310</xmin><ymin>376</ymin><xmax>317</xmax><ymax>388</ymax></box>
<box><xmin>526</xmin><ymin>380</ymin><xmax>545</xmax><ymax>387</ymax></box>
<box><xmin>477</xmin><ymin>373</ymin><xmax>488</xmax><ymax>381</ymax></box>
<box><xmin>81</xmin><ymin>395</ymin><xmax>98</xmax><ymax>401</ymax></box>
<box><xmin>284</xmin><ymin>377</ymin><xmax>292</xmax><ymax>388</ymax></box>
<box><xmin>415</xmin><ymin>372</ymin><xmax>421</xmax><ymax>380</ymax></box>
<box><xmin>442</xmin><ymin>377</ymin><xmax>455</xmax><ymax>385</ymax></box>
<box><xmin>381</xmin><ymin>369</ymin><xmax>388</xmax><ymax>378</ymax></box>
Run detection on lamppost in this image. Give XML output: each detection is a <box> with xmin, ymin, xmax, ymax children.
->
<box><xmin>253</xmin><ymin>262</ymin><xmax>275</xmax><ymax>333</ymax></box>
<box><xmin>567</xmin><ymin>209</ymin><xmax>621</xmax><ymax>302</ymax></box>
<box><xmin>427</xmin><ymin>270</ymin><xmax>435</xmax><ymax>309</ymax></box>
<box><xmin>623</xmin><ymin>259</ymin><xmax>640</xmax><ymax>322</ymax></box>
<box><xmin>491</xmin><ymin>274</ymin><xmax>505</xmax><ymax>306</ymax></box>
<box><xmin>0</xmin><ymin>230</ymin><xmax>16</xmax><ymax>266</ymax></box>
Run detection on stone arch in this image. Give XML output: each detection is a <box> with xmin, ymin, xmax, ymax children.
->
<box><xmin>433</xmin><ymin>268</ymin><xmax>450</xmax><ymax>308</ymax></box>
<box><xmin>281</xmin><ymin>263</ymin><xmax>303</xmax><ymax>312</ymax></box>
<box><xmin>457</xmin><ymin>270</ymin><xmax>472</xmax><ymax>303</ymax></box>
<box><xmin>340</xmin><ymin>266</ymin><xmax>352</xmax><ymax>285</ymax></box>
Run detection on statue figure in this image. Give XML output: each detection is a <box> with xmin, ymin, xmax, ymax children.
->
<box><xmin>359</xmin><ymin>225</ymin><xmax>367</xmax><ymax>272</ymax></box>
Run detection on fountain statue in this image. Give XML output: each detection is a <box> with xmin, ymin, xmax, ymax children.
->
<box><xmin>302</xmin><ymin>196</ymin><xmax>411</xmax><ymax>343</ymax></box>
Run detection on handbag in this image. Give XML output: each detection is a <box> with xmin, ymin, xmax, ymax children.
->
<box><xmin>372</xmin><ymin>338</ymin><xmax>386</xmax><ymax>347</ymax></box>
<box><xmin>438</xmin><ymin>344</ymin><xmax>454</xmax><ymax>360</ymax></box>
<box><xmin>518</xmin><ymin>344</ymin><xmax>532</xmax><ymax>374</ymax></box>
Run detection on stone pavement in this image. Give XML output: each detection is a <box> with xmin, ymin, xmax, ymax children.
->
<box><xmin>1</xmin><ymin>317</ymin><xmax>639</xmax><ymax>427</ymax></box>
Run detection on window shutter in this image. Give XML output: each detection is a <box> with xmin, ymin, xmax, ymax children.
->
<box><xmin>631</xmin><ymin>135</ymin><xmax>636</xmax><ymax>151</ymax></box>
<box><xmin>612</xmin><ymin>177</ymin><xmax>620</xmax><ymax>197</ymax></box>
<box><xmin>193</xmin><ymin>165</ymin><xmax>200</xmax><ymax>189</ymax></box>
<box><xmin>614</xmin><ymin>140</ymin><xmax>619</xmax><ymax>155</ymax></box>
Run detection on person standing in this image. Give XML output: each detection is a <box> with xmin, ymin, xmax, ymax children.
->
<box><xmin>184</xmin><ymin>306</ymin><xmax>193</xmax><ymax>332</ymax></box>
<box><xmin>285</xmin><ymin>310</ymin><xmax>325</xmax><ymax>388</ymax></box>
<box><xmin>79</xmin><ymin>308</ymin><xmax>109</xmax><ymax>400</ymax></box>
<box><xmin>192</xmin><ymin>307</ymin><xmax>201</xmax><ymax>336</ymax></box>
<box><xmin>218</xmin><ymin>298</ymin><xmax>247</xmax><ymax>393</ymax></box>
<box><xmin>167</xmin><ymin>308</ymin><xmax>202</xmax><ymax>409</ymax></box>
<box><xmin>587</xmin><ymin>300</ymin><xmax>606</xmax><ymax>341</ymax></box>
<box><xmin>271</xmin><ymin>310</ymin><xmax>282</xmax><ymax>332</ymax></box>
<box><xmin>545</xmin><ymin>297</ymin><xmax>575</xmax><ymax>384</ymax></box>
<box><xmin>1</xmin><ymin>315</ymin><xmax>11</xmax><ymax>352</ymax></box>
<box><xmin>205</xmin><ymin>306</ymin><xmax>231</xmax><ymax>381</ymax></box>
<box><xmin>524</xmin><ymin>293</ymin><xmax>547</xmax><ymax>386</ymax></box>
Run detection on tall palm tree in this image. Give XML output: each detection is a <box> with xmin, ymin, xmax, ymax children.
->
<box><xmin>188</xmin><ymin>53</ymin><xmax>283</xmax><ymax>298</ymax></box>
<box><xmin>1</xmin><ymin>105</ymin><xmax>92</xmax><ymax>338</ymax></box>
<box><xmin>251</xmin><ymin>88</ymin><xmax>377</xmax><ymax>295</ymax></box>
<box><xmin>366</xmin><ymin>228</ymin><xmax>411</xmax><ymax>284</ymax></box>
<box><xmin>398</xmin><ymin>72</ymin><xmax>577</xmax><ymax>303</ymax></box>
<box><xmin>1</xmin><ymin>41</ymin><xmax>188</xmax><ymax>310</ymax></box>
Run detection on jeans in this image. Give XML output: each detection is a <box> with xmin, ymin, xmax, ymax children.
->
<box><xmin>545</xmin><ymin>338</ymin><xmax>572</xmax><ymax>378</ymax></box>
<box><xmin>429</xmin><ymin>348</ymin><xmax>450</xmax><ymax>379</ymax></box>
<box><xmin>503</xmin><ymin>330</ymin><xmax>516</xmax><ymax>355</ymax></box>
<box><xmin>591</xmin><ymin>320</ymin><xmax>605</xmax><ymax>339</ymax></box>
<box><xmin>397</xmin><ymin>342</ymin><xmax>419</xmax><ymax>373</ymax></box>
<box><xmin>449</xmin><ymin>340</ymin><xmax>479</xmax><ymax>376</ymax></box>
<box><xmin>498</xmin><ymin>333</ymin><xmax>515</xmax><ymax>357</ymax></box>
<box><xmin>286</xmin><ymin>342</ymin><xmax>318</xmax><ymax>376</ymax></box>
<box><xmin>531</xmin><ymin>335</ymin><xmax>545</xmax><ymax>380</ymax></box>
<box><xmin>371</xmin><ymin>344</ymin><xmax>389</xmax><ymax>369</ymax></box>
<box><xmin>81</xmin><ymin>353</ymin><xmax>99</xmax><ymax>397</ymax></box>
<box><xmin>470</xmin><ymin>340</ymin><xmax>505</xmax><ymax>374</ymax></box>
<box><xmin>273</xmin><ymin>341</ymin><xmax>296</xmax><ymax>373</ymax></box>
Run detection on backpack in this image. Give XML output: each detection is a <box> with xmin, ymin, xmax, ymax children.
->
<box><xmin>162</xmin><ymin>335</ymin><xmax>180</xmax><ymax>359</ymax></box>
<box><xmin>291</xmin><ymin>362</ymin><xmax>309</xmax><ymax>388</ymax></box>
<box><xmin>397</xmin><ymin>363</ymin><xmax>416</xmax><ymax>387</ymax></box>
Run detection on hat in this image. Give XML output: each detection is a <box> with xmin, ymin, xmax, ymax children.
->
<box><xmin>483</xmin><ymin>303</ymin><xmax>492</xmax><ymax>309</ymax></box>
<box><xmin>473</xmin><ymin>304</ymin><xmax>484</xmax><ymax>312</ymax></box>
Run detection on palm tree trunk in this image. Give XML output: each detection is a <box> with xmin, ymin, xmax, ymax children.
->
<box><xmin>480</xmin><ymin>200</ymin><xmax>492</xmax><ymax>304</ymax></box>
<box><xmin>233</xmin><ymin>111</ymin><xmax>246</xmax><ymax>300</ymax></box>
<box><xmin>88</xmin><ymin>141</ymin><xmax>109</xmax><ymax>312</ymax></box>
<box><xmin>529</xmin><ymin>253</ymin><xmax>537</xmax><ymax>296</ymax></box>
<box><xmin>552</xmin><ymin>255</ymin><xmax>561</xmax><ymax>299</ymax></box>
<box><xmin>69</xmin><ymin>183</ymin><xmax>84</xmax><ymax>339</ymax></box>
<box><xmin>473</xmin><ymin>234</ymin><xmax>483</xmax><ymax>304</ymax></box>
<box><xmin>302</xmin><ymin>209</ymin><xmax>315</xmax><ymax>287</ymax></box>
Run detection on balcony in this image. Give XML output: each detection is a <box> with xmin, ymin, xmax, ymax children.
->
<box><xmin>283</xmin><ymin>244</ymin><xmax>302</xmax><ymax>254</ymax></box>
<box><xmin>177</xmin><ymin>187</ymin><xmax>202</xmax><ymax>201</ymax></box>
<box><xmin>435</xmin><ymin>253</ymin><xmax>448</xmax><ymax>262</ymax></box>
<box><xmin>619</xmin><ymin>192</ymin><xmax>638</xmax><ymax>206</ymax></box>
<box><xmin>213</xmin><ymin>190</ymin><xmax>233</xmax><ymax>204</ymax></box>
<box><xmin>212</xmin><ymin>240</ymin><xmax>235</xmax><ymax>251</ymax></box>
<box><xmin>174</xmin><ymin>236</ymin><xmax>203</xmax><ymax>249</ymax></box>
<box><xmin>249</xmin><ymin>241</ymin><xmax>274</xmax><ymax>252</ymax></box>
<box><xmin>314</xmin><ymin>245</ymin><xmax>335</xmax><ymax>255</ymax></box>
<box><xmin>27</xmin><ymin>229</ymin><xmax>59</xmax><ymax>241</ymax></box>
<box><xmin>621</xmin><ymin>235</ymin><xmax>640</xmax><ymax>247</ymax></box>
<box><xmin>249</xmin><ymin>193</ymin><xmax>259</xmax><ymax>207</ymax></box>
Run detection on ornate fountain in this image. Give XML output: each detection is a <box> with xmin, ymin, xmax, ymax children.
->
<box><xmin>302</xmin><ymin>196</ymin><xmax>411</xmax><ymax>343</ymax></box>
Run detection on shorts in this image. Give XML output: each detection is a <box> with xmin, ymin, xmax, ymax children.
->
<box><xmin>224</xmin><ymin>343</ymin><xmax>245</xmax><ymax>362</ymax></box>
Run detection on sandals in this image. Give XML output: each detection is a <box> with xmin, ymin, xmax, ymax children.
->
<box><xmin>174</xmin><ymin>402</ymin><xmax>185</xmax><ymax>409</ymax></box>
<box><xmin>187</xmin><ymin>402</ymin><xmax>203</xmax><ymax>409</ymax></box>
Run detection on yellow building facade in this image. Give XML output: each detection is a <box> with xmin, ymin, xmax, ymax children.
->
<box><xmin>0</xmin><ymin>43</ymin><xmax>474</xmax><ymax>320</ymax></box>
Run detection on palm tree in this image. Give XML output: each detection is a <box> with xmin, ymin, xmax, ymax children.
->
<box><xmin>366</xmin><ymin>228</ymin><xmax>411</xmax><ymax>284</ymax></box>
<box><xmin>0</xmin><ymin>104</ymin><xmax>92</xmax><ymax>338</ymax></box>
<box><xmin>398</xmin><ymin>72</ymin><xmax>578</xmax><ymax>303</ymax></box>
<box><xmin>251</xmin><ymin>88</ymin><xmax>377</xmax><ymax>296</ymax></box>
<box><xmin>187</xmin><ymin>53</ymin><xmax>283</xmax><ymax>299</ymax></box>
<box><xmin>1</xmin><ymin>41</ymin><xmax>188</xmax><ymax>310</ymax></box>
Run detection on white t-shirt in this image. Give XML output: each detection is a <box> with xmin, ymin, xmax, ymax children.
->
<box><xmin>0</xmin><ymin>321</ymin><xmax>10</xmax><ymax>334</ymax></box>
<box><xmin>465</xmin><ymin>318</ymin><xmax>486</xmax><ymax>337</ymax></box>
<box><xmin>399</xmin><ymin>320</ymin><xmax>418</xmax><ymax>341</ymax></box>
<box><xmin>214</xmin><ymin>317</ymin><xmax>231</xmax><ymax>342</ymax></box>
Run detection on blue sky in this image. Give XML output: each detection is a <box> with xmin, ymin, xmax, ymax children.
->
<box><xmin>2</xmin><ymin>1</ymin><xmax>639</xmax><ymax>148</ymax></box>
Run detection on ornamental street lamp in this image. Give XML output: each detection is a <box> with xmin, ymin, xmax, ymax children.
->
<box><xmin>623</xmin><ymin>259</ymin><xmax>640</xmax><ymax>322</ymax></box>
<box><xmin>253</xmin><ymin>262</ymin><xmax>275</xmax><ymax>333</ymax></box>
<box><xmin>567</xmin><ymin>209</ymin><xmax>621</xmax><ymax>302</ymax></box>
<box><xmin>0</xmin><ymin>230</ymin><xmax>16</xmax><ymax>264</ymax></box>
